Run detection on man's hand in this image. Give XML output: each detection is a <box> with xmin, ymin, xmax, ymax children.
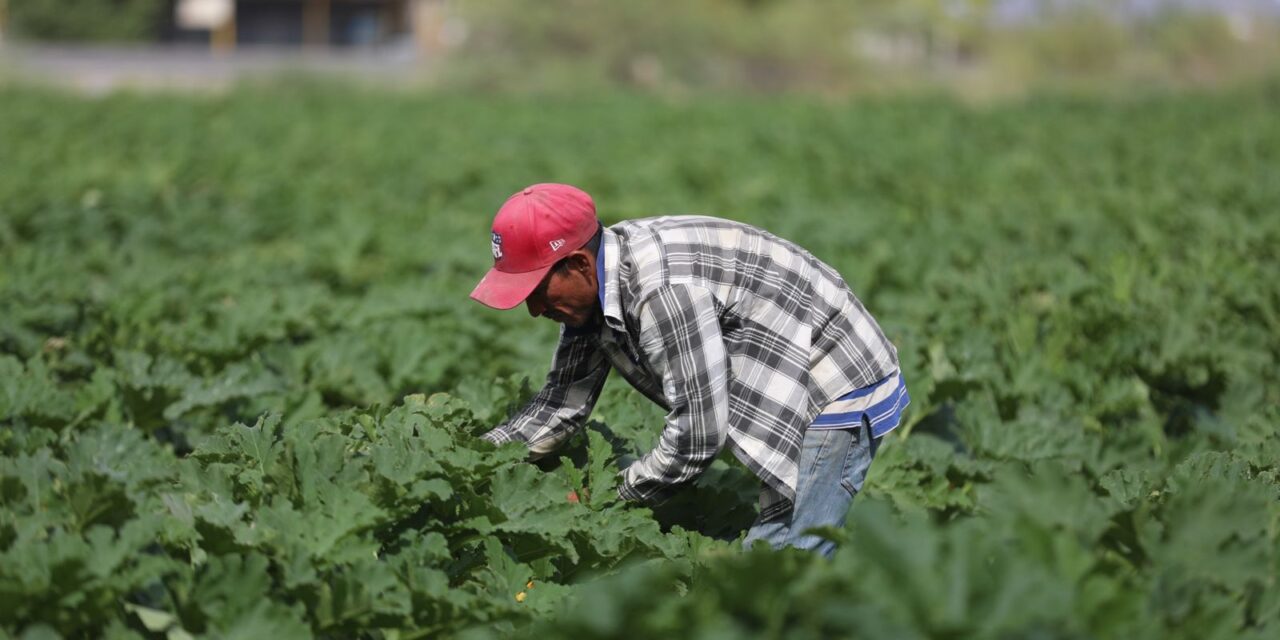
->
<box><xmin>567</xmin><ymin>488</ymin><xmax>589</xmax><ymax>504</ymax></box>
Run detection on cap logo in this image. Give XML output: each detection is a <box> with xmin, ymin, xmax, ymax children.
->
<box><xmin>549</xmin><ymin>239</ymin><xmax>566</xmax><ymax>252</ymax></box>
<box><xmin>491</xmin><ymin>232</ymin><xmax>504</xmax><ymax>260</ymax></box>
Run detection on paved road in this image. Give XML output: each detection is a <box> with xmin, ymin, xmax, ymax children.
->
<box><xmin>0</xmin><ymin>43</ymin><xmax>434</xmax><ymax>93</ymax></box>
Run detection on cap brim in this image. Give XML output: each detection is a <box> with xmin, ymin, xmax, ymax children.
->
<box><xmin>469</xmin><ymin>264</ymin><xmax>553</xmax><ymax>310</ymax></box>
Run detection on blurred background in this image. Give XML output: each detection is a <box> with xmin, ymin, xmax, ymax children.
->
<box><xmin>0</xmin><ymin>0</ymin><xmax>1277</xmax><ymax>96</ymax></box>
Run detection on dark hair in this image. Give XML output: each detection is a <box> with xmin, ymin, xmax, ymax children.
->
<box><xmin>551</xmin><ymin>224</ymin><xmax>603</xmax><ymax>274</ymax></box>
<box><xmin>582</xmin><ymin>223</ymin><xmax>604</xmax><ymax>254</ymax></box>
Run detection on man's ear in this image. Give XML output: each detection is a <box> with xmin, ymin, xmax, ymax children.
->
<box><xmin>566</xmin><ymin>250</ymin><xmax>593</xmax><ymax>275</ymax></box>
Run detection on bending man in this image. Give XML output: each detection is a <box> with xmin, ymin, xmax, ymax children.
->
<box><xmin>471</xmin><ymin>183</ymin><xmax>908</xmax><ymax>557</ymax></box>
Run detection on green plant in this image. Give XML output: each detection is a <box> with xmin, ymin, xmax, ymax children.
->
<box><xmin>1</xmin><ymin>82</ymin><xmax>1277</xmax><ymax>638</ymax></box>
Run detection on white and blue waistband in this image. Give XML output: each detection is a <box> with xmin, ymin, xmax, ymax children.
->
<box><xmin>810</xmin><ymin>370</ymin><xmax>910</xmax><ymax>438</ymax></box>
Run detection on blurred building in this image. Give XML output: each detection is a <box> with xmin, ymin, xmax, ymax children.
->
<box><xmin>167</xmin><ymin>0</ymin><xmax>453</xmax><ymax>52</ymax></box>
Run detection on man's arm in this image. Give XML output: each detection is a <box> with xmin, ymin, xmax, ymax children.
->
<box><xmin>481</xmin><ymin>330</ymin><xmax>610</xmax><ymax>459</ymax></box>
<box><xmin>618</xmin><ymin>284</ymin><xmax>730</xmax><ymax>504</ymax></box>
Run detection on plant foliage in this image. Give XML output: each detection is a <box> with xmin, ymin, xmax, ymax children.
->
<box><xmin>1</xmin><ymin>82</ymin><xmax>1278</xmax><ymax>638</ymax></box>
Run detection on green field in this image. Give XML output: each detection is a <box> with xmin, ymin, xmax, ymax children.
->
<box><xmin>1</xmin><ymin>82</ymin><xmax>1278</xmax><ymax>639</ymax></box>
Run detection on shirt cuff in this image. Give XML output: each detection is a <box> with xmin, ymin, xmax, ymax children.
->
<box><xmin>480</xmin><ymin>427</ymin><xmax>515</xmax><ymax>445</ymax></box>
<box><xmin>616</xmin><ymin>473</ymin><xmax>679</xmax><ymax>506</ymax></box>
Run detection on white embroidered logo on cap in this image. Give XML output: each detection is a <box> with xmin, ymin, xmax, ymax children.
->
<box><xmin>549</xmin><ymin>239</ymin><xmax>566</xmax><ymax>252</ymax></box>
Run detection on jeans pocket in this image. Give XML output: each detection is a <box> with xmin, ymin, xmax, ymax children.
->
<box><xmin>838</xmin><ymin>425</ymin><xmax>875</xmax><ymax>497</ymax></box>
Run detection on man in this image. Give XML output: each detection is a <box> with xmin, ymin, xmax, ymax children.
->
<box><xmin>471</xmin><ymin>183</ymin><xmax>908</xmax><ymax>557</ymax></box>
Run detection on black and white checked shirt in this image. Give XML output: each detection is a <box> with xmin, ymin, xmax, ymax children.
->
<box><xmin>482</xmin><ymin>216</ymin><xmax>900</xmax><ymax>520</ymax></box>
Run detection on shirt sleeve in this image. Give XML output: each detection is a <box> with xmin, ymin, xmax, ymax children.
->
<box><xmin>618</xmin><ymin>284</ymin><xmax>730</xmax><ymax>504</ymax></box>
<box><xmin>480</xmin><ymin>329</ymin><xmax>611</xmax><ymax>459</ymax></box>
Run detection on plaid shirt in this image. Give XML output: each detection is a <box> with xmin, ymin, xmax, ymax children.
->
<box><xmin>482</xmin><ymin>216</ymin><xmax>900</xmax><ymax>520</ymax></box>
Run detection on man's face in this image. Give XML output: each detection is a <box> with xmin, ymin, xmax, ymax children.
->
<box><xmin>524</xmin><ymin>251</ymin><xmax>599</xmax><ymax>328</ymax></box>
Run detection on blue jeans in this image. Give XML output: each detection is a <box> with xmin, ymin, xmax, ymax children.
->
<box><xmin>741</xmin><ymin>422</ymin><xmax>881</xmax><ymax>558</ymax></box>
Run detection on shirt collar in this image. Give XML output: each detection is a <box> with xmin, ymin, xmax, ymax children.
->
<box><xmin>596</xmin><ymin>230</ymin><xmax>607</xmax><ymax>310</ymax></box>
<box><xmin>597</xmin><ymin>226</ymin><xmax>625</xmax><ymax>331</ymax></box>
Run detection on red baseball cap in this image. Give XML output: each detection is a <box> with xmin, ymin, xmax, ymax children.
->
<box><xmin>470</xmin><ymin>183</ymin><xmax>599</xmax><ymax>310</ymax></box>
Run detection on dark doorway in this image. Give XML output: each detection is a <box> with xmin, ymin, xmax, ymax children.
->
<box><xmin>236</xmin><ymin>1</ymin><xmax>304</xmax><ymax>46</ymax></box>
<box><xmin>331</xmin><ymin>2</ymin><xmax>387</xmax><ymax>46</ymax></box>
